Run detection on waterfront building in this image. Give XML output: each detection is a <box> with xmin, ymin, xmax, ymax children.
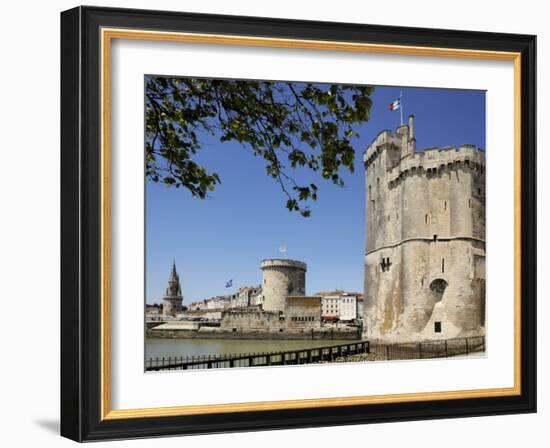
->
<box><xmin>317</xmin><ymin>290</ymin><xmax>360</xmax><ymax>321</ymax></box>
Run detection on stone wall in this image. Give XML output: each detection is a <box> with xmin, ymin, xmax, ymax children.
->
<box><xmin>220</xmin><ymin>309</ymin><xmax>286</xmax><ymax>332</ymax></box>
<box><xmin>285</xmin><ymin>296</ymin><xmax>322</xmax><ymax>329</ymax></box>
<box><xmin>162</xmin><ymin>298</ymin><xmax>182</xmax><ymax>317</ymax></box>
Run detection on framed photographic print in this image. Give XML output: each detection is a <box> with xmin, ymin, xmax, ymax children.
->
<box><xmin>60</xmin><ymin>6</ymin><xmax>537</xmax><ymax>441</ymax></box>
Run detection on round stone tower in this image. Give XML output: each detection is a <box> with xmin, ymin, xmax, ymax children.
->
<box><xmin>260</xmin><ymin>259</ymin><xmax>306</xmax><ymax>313</ymax></box>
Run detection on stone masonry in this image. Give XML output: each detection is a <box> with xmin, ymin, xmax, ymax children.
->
<box><xmin>260</xmin><ymin>259</ymin><xmax>306</xmax><ymax>312</ymax></box>
<box><xmin>363</xmin><ymin>116</ymin><xmax>486</xmax><ymax>341</ymax></box>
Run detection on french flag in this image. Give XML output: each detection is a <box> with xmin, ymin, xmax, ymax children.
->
<box><xmin>389</xmin><ymin>99</ymin><xmax>401</xmax><ymax>111</ymax></box>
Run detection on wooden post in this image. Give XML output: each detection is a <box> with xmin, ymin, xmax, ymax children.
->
<box><xmin>386</xmin><ymin>345</ymin><xmax>390</xmax><ymax>360</ymax></box>
<box><xmin>444</xmin><ymin>340</ymin><xmax>448</xmax><ymax>357</ymax></box>
<box><xmin>418</xmin><ymin>342</ymin><xmax>422</xmax><ymax>359</ymax></box>
<box><xmin>465</xmin><ymin>338</ymin><xmax>469</xmax><ymax>355</ymax></box>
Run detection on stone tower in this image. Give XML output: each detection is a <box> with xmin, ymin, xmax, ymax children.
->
<box><xmin>260</xmin><ymin>259</ymin><xmax>307</xmax><ymax>312</ymax></box>
<box><xmin>162</xmin><ymin>260</ymin><xmax>183</xmax><ymax>317</ymax></box>
<box><xmin>363</xmin><ymin>116</ymin><xmax>486</xmax><ymax>341</ymax></box>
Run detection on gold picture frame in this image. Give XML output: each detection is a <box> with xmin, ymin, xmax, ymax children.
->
<box><xmin>61</xmin><ymin>6</ymin><xmax>536</xmax><ymax>441</ymax></box>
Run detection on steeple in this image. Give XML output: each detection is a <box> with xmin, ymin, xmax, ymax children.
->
<box><xmin>162</xmin><ymin>260</ymin><xmax>183</xmax><ymax>317</ymax></box>
<box><xmin>168</xmin><ymin>259</ymin><xmax>179</xmax><ymax>284</ymax></box>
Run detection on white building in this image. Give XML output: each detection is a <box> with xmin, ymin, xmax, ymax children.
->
<box><xmin>205</xmin><ymin>296</ymin><xmax>231</xmax><ymax>310</ymax></box>
<box><xmin>317</xmin><ymin>290</ymin><xmax>360</xmax><ymax>321</ymax></box>
<box><xmin>249</xmin><ymin>287</ymin><xmax>264</xmax><ymax>307</ymax></box>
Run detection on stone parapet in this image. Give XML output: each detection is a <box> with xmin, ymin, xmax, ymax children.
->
<box><xmin>260</xmin><ymin>259</ymin><xmax>307</xmax><ymax>271</ymax></box>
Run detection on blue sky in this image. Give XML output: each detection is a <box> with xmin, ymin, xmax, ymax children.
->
<box><xmin>146</xmin><ymin>84</ymin><xmax>485</xmax><ymax>304</ymax></box>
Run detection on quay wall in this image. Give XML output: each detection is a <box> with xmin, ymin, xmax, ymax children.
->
<box><xmin>146</xmin><ymin>327</ymin><xmax>361</xmax><ymax>340</ymax></box>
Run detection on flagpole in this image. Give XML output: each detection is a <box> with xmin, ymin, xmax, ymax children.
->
<box><xmin>400</xmin><ymin>90</ymin><xmax>403</xmax><ymax>126</ymax></box>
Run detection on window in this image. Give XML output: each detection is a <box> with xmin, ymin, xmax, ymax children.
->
<box><xmin>469</xmin><ymin>198</ymin><xmax>471</xmax><ymax>208</ymax></box>
<box><xmin>442</xmin><ymin>258</ymin><xmax>445</xmax><ymax>273</ymax></box>
<box><xmin>478</xmin><ymin>187</ymin><xmax>482</xmax><ymax>196</ymax></box>
<box><xmin>434</xmin><ymin>321</ymin><xmax>442</xmax><ymax>333</ymax></box>
<box><xmin>444</xmin><ymin>200</ymin><xmax>447</xmax><ymax>210</ymax></box>
<box><xmin>425</xmin><ymin>214</ymin><xmax>428</xmax><ymax>224</ymax></box>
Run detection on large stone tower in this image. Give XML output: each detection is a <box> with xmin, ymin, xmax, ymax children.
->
<box><xmin>260</xmin><ymin>259</ymin><xmax>306</xmax><ymax>312</ymax></box>
<box><xmin>363</xmin><ymin>116</ymin><xmax>486</xmax><ymax>341</ymax></box>
<box><xmin>162</xmin><ymin>260</ymin><xmax>183</xmax><ymax>317</ymax></box>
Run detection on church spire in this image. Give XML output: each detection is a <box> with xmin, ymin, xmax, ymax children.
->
<box><xmin>168</xmin><ymin>259</ymin><xmax>178</xmax><ymax>283</ymax></box>
<box><xmin>163</xmin><ymin>260</ymin><xmax>183</xmax><ymax>317</ymax></box>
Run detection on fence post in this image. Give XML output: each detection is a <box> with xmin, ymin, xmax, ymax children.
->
<box><xmin>465</xmin><ymin>338</ymin><xmax>469</xmax><ymax>355</ymax></box>
<box><xmin>444</xmin><ymin>340</ymin><xmax>448</xmax><ymax>358</ymax></box>
<box><xmin>482</xmin><ymin>336</ymin><xmax>486</xmax><ymax>352</ymax></box>
<box><xmin>418</xmin><ymin>342</ymin><xmax>422</xmax><ymax>359</ymax></box>
<box><xmin>386</xmin><ymin>345</ymin><xmax>390</xmax><ymax>360</ymax></box>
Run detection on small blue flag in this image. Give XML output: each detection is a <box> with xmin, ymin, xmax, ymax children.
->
<box><xmin>225</xmin><ymin>279</ymin><xmax>233</xmax><ymax>288</ymax></box>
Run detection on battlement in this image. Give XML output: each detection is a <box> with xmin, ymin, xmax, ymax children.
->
<box><xmin>222</xmin><ymin>308</ymin><xmax>281</xmax><ymax>319</ymax></box>
<box><xmin>386</xmin><ymin>145</ymin><xmax>485</xmax><ymax>186</ymax></box>
<box><xmin>260</xmin><ymin>259</ymin><xmax>307</xmax><ymax>271</ymax></box>
<box><xmin>363</xmin><ymin>115</ymin><xmax>418</xmax><ymax>169</ymax></box>
<box><xmin>363</xmin><ymin>116</ymin><xmax>485</xmax><ymax>183</ymax></box>
<box><xmin>363</xmin><ymin>129</ymin><xmax>400</xmax><ymax>167</ymax></box>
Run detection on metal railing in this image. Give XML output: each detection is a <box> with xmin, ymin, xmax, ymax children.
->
<box><xmin>145</xmin><ymin>341</ymin><xmax>370</xmax><ymax>371</ymax></box>
<box><xmin>369</xmin><ymin>336</ymin><xmax>485</xmax><ymax>360</ymax></box>
<box><xmin>145</xmin><ymin>336</ymin><xmax>485</xmax><ymax>371</ymax></box>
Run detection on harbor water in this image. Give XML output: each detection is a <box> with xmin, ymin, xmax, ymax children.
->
<box><xmin>145</xmin><ymin>337</ymin><xmax>348</xmax><ymax>361</ymax></box>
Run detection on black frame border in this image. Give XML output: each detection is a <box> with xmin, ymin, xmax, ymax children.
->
<box><xmin>61</xmin><ymin>6</ymin><xmax>536</xmax><ymax>442</ymax></box>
